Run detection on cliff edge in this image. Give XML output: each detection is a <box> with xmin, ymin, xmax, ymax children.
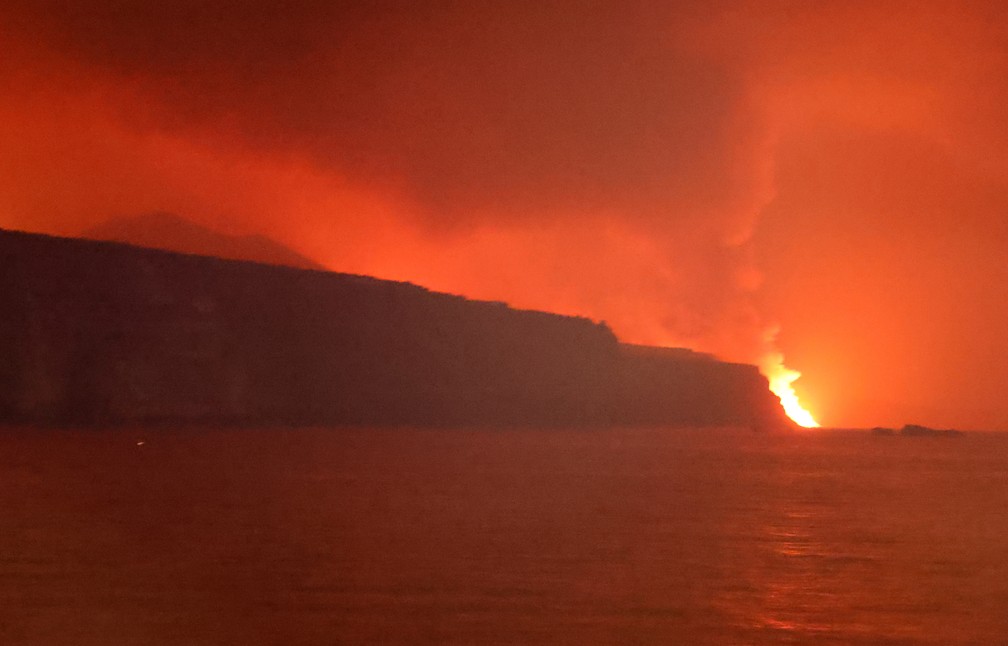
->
<box><xmin>0</xmin><ymin>228</ymin><xmax>792</xmax><ymax>429</ymax></box>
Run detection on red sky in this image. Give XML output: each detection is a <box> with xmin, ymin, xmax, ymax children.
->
<box><xmin>2</xmin><ymin>1</ymin><xmax>1007</xmax><ymax>430</ymax></box>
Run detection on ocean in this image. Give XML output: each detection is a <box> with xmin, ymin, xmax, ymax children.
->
<box><xmin>2</xmin><ymin>426</ymin><xmax>1007</xmax><ymax>645</ymax></box>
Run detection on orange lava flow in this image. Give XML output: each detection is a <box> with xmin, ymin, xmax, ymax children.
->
<box><xmin>761</xmin><ymin>354</ymin><xmax>820</xmax><ymax>428</ymax></box>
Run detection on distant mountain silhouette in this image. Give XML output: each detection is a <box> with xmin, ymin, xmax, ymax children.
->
<box><xmin>82</xmin><ymin>212</ymin><xmax>325</xmax><ymax>271</ymax></box>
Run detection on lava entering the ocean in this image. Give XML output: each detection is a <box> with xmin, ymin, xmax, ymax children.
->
<box><xmin>761</xmin><ymin>352</ymin><xmax>820</xmax><ymax>428</ymax></box>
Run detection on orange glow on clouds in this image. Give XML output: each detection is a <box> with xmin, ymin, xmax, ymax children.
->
<box><xmin>4</xmin><ymin>2</ymin><xmax>1008</xmax><ymax>429</ymax></box>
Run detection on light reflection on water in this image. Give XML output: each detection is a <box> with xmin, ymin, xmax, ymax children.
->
<box><xmin>1</xmin><ymin>427</ymin><xmax>1007</xmax><ymax>644</ymax></box>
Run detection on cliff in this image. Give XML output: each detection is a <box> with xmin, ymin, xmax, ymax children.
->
<box><xmin>0</xmin><ymin>228</ymin><xmax>792</xmax><ymax>429</ymax></box>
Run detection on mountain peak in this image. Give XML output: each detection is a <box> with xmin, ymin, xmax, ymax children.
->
<box><xmin>82</xmin><ymin>212</ymin><xmax>325</xmax><ymax>271</ymax></box>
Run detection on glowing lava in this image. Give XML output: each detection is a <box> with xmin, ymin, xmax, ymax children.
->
<box><xmin>761</xmin><ymin>352</ymin><xmax>820</xmax><ymax>428</ymax></box>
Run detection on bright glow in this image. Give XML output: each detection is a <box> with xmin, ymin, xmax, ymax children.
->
<box><xmin>761</xmin><ymin>352</ymin><xmax>820</xmax><ymax>428</ymax></box>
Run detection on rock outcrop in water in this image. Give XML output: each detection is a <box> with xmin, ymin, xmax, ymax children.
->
<box><xmin>899</xmin><ymin>424</ymin><xmax>964</xmax><ymax>437</ymax></box>
<box><xmin>0</xmin><ymin>228</ymin><xmax>792</xmax><ymax>429</ymax></box>
<box><xmin>871</xmin><ymin>425</ymin><xmax>964</xmax><ymax>437</ymax></box>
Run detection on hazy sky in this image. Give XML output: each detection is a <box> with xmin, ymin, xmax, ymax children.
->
<box><xmin>2</xmin><ymin>1</ymin><xmax>1007</xmax><ymax>430</ymax></box>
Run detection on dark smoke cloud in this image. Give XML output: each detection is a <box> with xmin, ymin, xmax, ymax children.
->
<box><xmin>5</xmin><ymin>1</ymin><xmax>762</xmax><ymax>228</ymax></box>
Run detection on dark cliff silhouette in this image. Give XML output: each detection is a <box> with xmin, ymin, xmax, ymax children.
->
<box><xmin>0</xmin><ymin>228</ymin><xmax>792</xmax><ymax>429</ymax></box>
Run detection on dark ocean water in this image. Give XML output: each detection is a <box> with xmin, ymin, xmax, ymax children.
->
<box><xmin>2</xmin><ymin>426</ymin><xmax>1008</xmax><ymax>645</ymax></box>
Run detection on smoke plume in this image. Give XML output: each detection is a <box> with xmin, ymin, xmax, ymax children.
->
<box><xmin>4</xmin><ymin>1</ymin><xmax>1008</xmax><ymax>428</ymax></box>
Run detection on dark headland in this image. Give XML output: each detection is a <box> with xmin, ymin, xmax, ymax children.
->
<box><xmin>0</xmin><ymin>228</ymin><xmax>793</xmax><ymax>430</ymax></box>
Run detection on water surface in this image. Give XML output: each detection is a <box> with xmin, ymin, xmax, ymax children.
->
<box><xmin>2</xmin><ymin>427</ymin><xmax>1007</xmax><ymax>644</ymax></box>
